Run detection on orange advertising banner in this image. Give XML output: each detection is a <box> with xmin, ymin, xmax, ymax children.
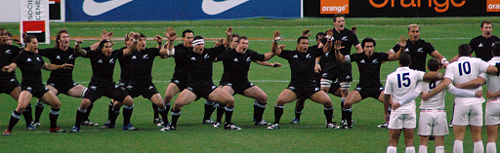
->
<box><xmin>320</xmin><ymin>0</ymin><xmax>349</xmax><ymax>14</ymax></box>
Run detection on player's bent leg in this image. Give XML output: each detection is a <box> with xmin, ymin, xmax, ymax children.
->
<box><xmin>164</xmin><ymin>83</ymin><xmax>180</xmax><ymax>104</ymax></box>
<box><xmin>71</xmin><ymin>98</ymin><xmax>92</xmax><ymax>133</ymax></box>
<box><xmin>170</xmin><ymin>89</ymin><xmax>197</xmax><ymax>130</ymax></box>
<box><xmin>343</xmin><ymin>90</ymin><xmax>362</xmax><ymax>128</ymax></box>
<box><xmin>208</xmin><ymin>88</ymin><xmax>240</xmax><ymax>130</ymax></box>
<box><xmin>150</xmin><ymin>93</ymin><xmax>170</xmax><ymax>130</ymax></box>
<box><xmin>387</xmin><ymin>129</ymin><xmax>402</xmax><ymax>152</ymax></box>
<box><xmin>309</xmin><ymin>91</ymin><xmax>336</xmax><ymax>129</ymax></box>
<box><xmin>40</xmin><ymin>91</ymin><xmax>64</xmax><ymax>133</ymax></box>
<box><xmin>4</xmin><ymin>91</ymin><xmax>33</xmax><ymax>135</ymax></box>
<box><xmin>267</xmin><ymin>89</ymin><xmax>297</xmax><ymax>130</ymax></box>
<box><xmin>9</xmin><ymin>86</ymin><xmax>21</xmax><ymax>100</ymax></box>
<box><xmin>66</xmin><ymin>84</ymin><xmax>86</xmax><ymax>97</ymax></box>
<box><xmin>291</xmin><ymin>98</ymin><xmax>306</xmax><ymax>124</ymax></box>
<box><xmin>243</xmin><ymin>86</ymin><xmax>270</xmax><ymax>125</ymax></box>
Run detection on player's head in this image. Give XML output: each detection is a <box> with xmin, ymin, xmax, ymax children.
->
<box><xmin>493</xmin><ymin>41</ymin><xmax>500</xmax><ymax>56</ymax></box>
<box><xmin>230</xmin><ymin>33</ymin><xmax>240</xmax><ymax>49</ymax></box>
<box><xmin>192</xmin><ymin>36</ymin><xmax>204</xmax><ymax>54</ymax></box>
<box><xmin>98</xmin><ymin>39</ymin><xmax>113</xmax><ymax>57</ymax></box>
<box><xmin>124</xmin><ymin>32</ymin><xmax>136</xmax><ymax>47</ymax></box>
<box><xmin>55</xmin><ymin>29</ymin><xmax>69</xmax><ymax>50</ymax></box>
<box><xmin>236</xmin><ymin>36</ymin><xmax>249</xmax><ymax>53</ymax></box>
<box><xmin>333</xmin><ymin>14</ymin><xmax>345</xmax><ymax>31</ymax></box>
<box><xmin>315</xmin><ymin>32</ymin><xmax>325</xmax><ymax>44</ymax></box>
<box><xmin>23</xmin><ymin>35</ymin><xmax>38</xmax><ymax>52</ymax></box>
<box><xmin>481</xmin><ymin>20</ymin><xmax>493</xmax><ymax>37</ymax></box>
<box><xmin>137</xmin><ymin>33</ymin><xmax>147</xmax><ymax>51</ymax></box>
<box><xmin>296</xmin><ymin>36</ymin><xmax>309</xmax><ymax>53</ymax></box>
<box><xmin>399</xmin><ymin>53</ymin><xmax>412</xmax><ymax>66</ymax></box>
<box><xmin>408</xmin><ymin>24</ymin><xmax>420</xmax><ymax>42</ymax></box>
<box><xmin>1</xmin><ymin>31</ymin><xmax>13</xmax><ymax>45</ymax></box>
<box><xmin>361</xmin><ymin>38</ymin><xmax>376</xmax><ymax>56</ymax></box>
<box><xmin>182</xmin><ymin>29</ymin><xmax>194</xmax><ymax>47</ymax></box>
<box><xmin>458</xmin><ymin>44</ymin><xmax>472</xmax><ymax>57</ymax></box>
<box><xmin>427</xmin><ymin>58</ymin><xmax>441</xmax><ymax>71</ymax></box>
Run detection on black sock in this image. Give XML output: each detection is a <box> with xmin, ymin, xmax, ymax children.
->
<box><xmin>85</xmin><ymin>104</ymin><xmax>94</xmax><ymax>121</ymax></box>
<box><xmin>75</xmin><ymin>108</ymin><xmax>86</xmax><ymax>128</ymax></box>
<box><xmin>274</xmin><ymin>106</ymin><xmax>284</xmax><ymax>124</ymax></box>
<box><xmin>107</xmin><ymin>101</ymin><xmax>113</xmax><ymax>121</ymax></box>
<box><xmin>34</xmin><ymin>101</ymin><xmax>44</xmax><ymax>122</ymax></box>
<box><xmin>23</xmin><ymin>104</ymin><xmax>33</xmax><ymax>126</ymax></box>
<box><xmin>202</xmin><ymin>100</ymin><xmax>215</xmax><ymax>121</ymax></box>
<box><xmin>224</xmin><ymin>106</ymin><xmax>234</xmax><ymax>124</ymax></box>
<box><xmin>122</xmin><ymin>105</ymin><xmax>134</xmax><ymax>126</ymax></box>
<box><xmin>345</xmin><ymin>107</ymin><xmax>353</xmax><ymax>126</ymax></box>
<box><xmin>8</xmin><ymin>111</ymin><xmax>22</xmax><ymax>131</ymax></box>
<box><xmin>294</xmin><ymin>104</ymin><xmax>303</xmax><ymax>120</ymax></box>
<box><xmin>152</xmin><ymin>103</ymin><xmax>159</xmax><ymax>119</ymax></box>
<box><xmin>49</xmin><ymin>108</ymin><xmax>60</xmax><ymax>128</ymax></box>
<box><xmin>109</xmin><ymin>106</ymin><xmax>119</xmax><ymax>125</ymax></box>
<box><xmin>324</xmin><ymin>107</ymin><xmax>333</xmax><ymax>124</ymax></box>
<box><xmin>158</xmin><ymin>105</ymin><xmax>169</xmax><ymax>125</ymax></box>
<box><xmin>253</xmin><ymin>102</ymin><xmax>266</xmax><ymax>123</ymax></box>
<box><xmin>341</xmin><ymin>99</ymin><xmax>346</xmax><ymax>121</ymax></box>
<box><xmin>171</xmin><ymin>110</ymin><xmax>181</xmax><ymax>127</ymax></box>
<box><xmin>216</xmin><ymin>104</ymin><xmax>225</xmax><ymax>123</ymax></box>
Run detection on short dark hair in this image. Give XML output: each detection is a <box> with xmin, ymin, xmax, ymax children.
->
<box><xmin>193</xmin><ymin>35</ymin><xmax>204</xmax><ymax>41</ymax></box>
<box><xmin>458</xmin><ymin>44</ymin><xmax>472</xmax><ymax>56</ymax></box>
<box><xmin>361</xmin><ymin>38</ymin><xmax>376</xmax><ymax>48</ymax></box>
<box><xmin>399</xmin><ymin>53</ymin><xmax>412</xmax><ymax>66</ymax></box>
<box><xmin>236</xmin><ymin>36</ymin><xmax>248</xmax><ymax>42</ymax></box>
<box><xmin>23</xmin><ymin>34</ymin><xmax>37</xmax><ymax>43</ymax></box>
<box><xmin>297</xmin><ymin>36</ymin><xmax>309</xmax><ymax>44</ymax></box>
<box><xmin>182</xmin><ymin>29</ymin><xmax>194</xmax><ymax>37</ymax></box>
<box><xmin>427</xmin><ymin>58</ymin><xmax>441</xmax><ymax>71</ymax></box>
<box><xmin>481</xmin><ymin>20</ymin><xmax>492</xmax><ymax>28</ymax></box>
<box><xmin>333</xmin><ymin>14</ymin><xmax>345</xmax><ymax>22</ymax></box>
<box><xmin>231</xmin><ymin>34</ymin><xmax>240</xmax><ymax>40</ymax></box>
<box><xmin>97</xmin><ymin>39</ymin><xmax>112</xmax><ymax>51</ymax></box>
<box><xmin>493</xmin><ymin>41</ymin><xmax>500</xmax><ymax>56</ymax></box>
<box><xmin>315</xmin><ymin>32</ymin><xmax>325</xmax><ymax>40</ymax></box>
<box><xmin>139</xmin><ymin>33</ymin><xmax>146</xmax><ymax>39</ymax></box>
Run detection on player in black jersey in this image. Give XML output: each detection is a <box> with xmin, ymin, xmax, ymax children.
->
<box><xmin>388</xmin><ymin>24</ymin><xmax>447</xmax><ymax>72</ymax></box>
<box><xmin>2</xmin><ymin>35</ymin><xmax>72</xmax><ymax>135</ymax></box>
<box><xmin>69</xmin><ymin>36</ymin><xmax>135</xmax><ymax>133</ymax></box>
<box><xmin>32</xmin><ymin>29</ymin><xmax>98</xmax><ymax>128</ymax></box>
<box><xmin>165</xmin><ymin>33</ymin><xmax>241</xmax><ymax>130</ymax></box>
<box><xmin>334</xmin><ymin>37</ymin><xmax>403</xmax><ymax>129</ymax></box>
<box><xmin>0</xmin><ymin>32</ymin><xmax>34</xmax><ymax>130</ymax></box>
<box><xmin>267</xmin><ymin>31</ymin><xmax>335</xmax><ymax>130</ymax></box>
<box><xmin>470</xmin><ymin>20</ymin><xmax>499</xmax><ymax>61</ymax></box>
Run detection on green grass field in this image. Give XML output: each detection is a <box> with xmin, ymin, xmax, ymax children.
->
<box><xmin>1</xmin><ymin>17</ymin><xmax>500</xmax><ymax>152</ymax></box>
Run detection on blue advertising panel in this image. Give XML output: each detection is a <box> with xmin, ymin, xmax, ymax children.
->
<box><xmin>67</xmin><ymin>0</ymin><xmax>301</xmax><ymax>21</ymax></box>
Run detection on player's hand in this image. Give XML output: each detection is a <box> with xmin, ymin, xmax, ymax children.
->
<box><xmin>225</xmin><ymin>27</ymin><xmax>233</xmax><ymax>36</ymax></box>
<box><xmin>154</xmin><ymin>35</ymin><xmax>163</xmax><ymax>43</ymax></box>
<box><xmin>398</xmin><ymin>36</ymin><xmax>407</xmax><ymax>48</ymax></box>
<box><xmin>273</xmin><ymin>30</ymin><xmax>280</xmax><ymax>41</ymax></box>
<box><xmin>101</xmin><ymin>30</ymin><xmax>113</xmax><ymax>40</ymax></box>
<box><xmin>215</xmin><ymin>39</ymin><xmax>223</xmax><ymax>47</ymax></box>
<box><xmin>391</xmin><ymin>102</ymin><xmax>401</xmax><ymax>110</ymax></box>
<box><xmin>334</xmin><ymin>40</ymin><xmax>344</xmax><ymax>51</ymax></box>
<box><xmin>75</xmin><ymin>39</ymin><xmax>84</xmax><ymax>45</ymax></box>
<box><xmin>351</xmin><ymin>26</ymin><xmax>357</xmax><ymax>35</ymax></box>
<box><xmin>278</xmin><ymin>44</ymin><xmax>285</xmax><ymax>50</ymax></box>
<box><xmin>326</xmin><ymin>29</ymin><xmax>333</xmax><ymax>38</ymax></box>
<box><xmin>302</xmin><ymin>29</ymin><xmax>310</xmax><ymax>37</ymax></box>
<box><xmin>272</xmin><ymin>62</ymin><xmax>282</xmax><ymax>67</ymax></box>
<box><xmin>2</xmin><ymin>65</ymin><xmax>10</xmax><ymax>72</ymax></box>
<box><xmin>165</xmin><ymin>27</ymin><xmax>177</xmax><ymax>41</ymax></box>
<box><xmin>314</xmin><ymin>63</ymin><xmax>321</xmax><ymax>74</ymax></box>
<box><xmin>475</xmin><ymin>90</ymin><xmax>483</xmax><ymax>98</ymax></box>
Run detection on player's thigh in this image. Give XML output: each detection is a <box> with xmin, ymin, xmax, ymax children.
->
<box><xmin>276</xmin><ymin>89</ymin><xmax>297</xmax><ymax>105</ymax></box>
<box><xmin>46</xmin><ymin>85</ymin><xmax>59</xmax><ymax>95</ymax></box>
<box><xmin>174</xmin><ymin>89</ymin><xmax>197</xmax><ymax>107</ymax></box>
<box><xmin>209</xmin><ymin>88</ymin><xmax>234</xmax><ymax>105</ymax></box>
<box><xmin>40</xmin><ymin>90</ymin><xmax>61</xmax><ymax>108</ymax></box>
<box><xmin>309</xmin><ymin>91</ymin><xmax>331</xmax><ymax>105</ymax></box>
<box><xmin>243</xmin><ymin>85</ymin><xmax>267</xmax><ymax>102</ymax></box>
<box><xmin>67</xmin><ymin>84</ymin><xmax>86</xmax><ymax>97</ymax></box>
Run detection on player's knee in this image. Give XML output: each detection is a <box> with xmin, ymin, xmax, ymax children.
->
<box><xmin>81</xmin><ymin>99</ymin><xmax>92</xmax><ymax>108</ymax></box>
<box><xmin>50</xmin><ymin>101</ymin><xmax>61</xmax><ymax>109</ymax></box>
<box><xmin>257</xmin><ymin>94</ymin><xmax>268</xmax><ymax>104</ymax></box>
<box><xmin>224</xmin><ymin>96</ymin><xmax>235</xmax><ymax>106</ymax></box>
<box><xmin>123</xmin><ymin>96</ymin><xmax>134</xmax><ymax>106</ymax></box>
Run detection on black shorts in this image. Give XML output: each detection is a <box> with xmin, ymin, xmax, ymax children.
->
<box><xmin>84</xmin><ymin>82</ymin><xmax>128</xmax><ymax>103</ymax></box>
<box><xmin>354</xmin><ymin>86</ymin><xmax>384</xmax><ymax>99</ymax></box>
<box><xmin>328</xmin><ymin>81</ymin><xmax>341</xmax><ymax>94</ymax></box>
<box><xmin>320</xmin><ymin>71</ymin><xmax>338</xmax><ymax>81</ymax></box>
<box><xmin>118</xmin><ymin>80</ymin><xmax>127</xmax><ymax>89</ymax></box>
<box><xmin>336</xmin><ymin>63</ymin><xmax>353</xmax><ymax>82</ymax></box>
<box><xmin>21</xmin><ymin>83</ymin><xmax>49</xmax><ymax>98</ymax></box>
<box><xmin>47</xmin><ymin>78</ymin><xmax>78</xmax><ymax>95</ymax></box>
<box><xmin>171</xmin><ymin>78</ymin><xmax>187</xmax><ymax>91</ymax></box>
<box><xmin>287</xmin><ymin>85</ymin><xmax>321</xmax><ymax>99</ymax></box>
<box><xmin>220</xmin><ymin>81</ymin><xmax>255</xmax><ymax>95</ymax></box>
<box><xmin>126</xmin><ymin>81</ymin><xmax>159</xmax><ymax>99</ymax></box>
<box><xmin>0</xmin><ymin>77</ymin><xmax>19</xmax><ymax>94</ymax></box>
<box><xmin>187</xmin><ymin>84</ymin><xmax>217</xmax><ymax>101</ymax></box>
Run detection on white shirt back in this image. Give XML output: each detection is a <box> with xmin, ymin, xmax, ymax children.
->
<box><xmin>444</xmin><ymin>57</ymin><xmax>488</xmax><ymax>106</ymax></box>
<box><xmin>484</xmin><ymin>57</ymin><xmax>500</xmax><ymax>102</ymax></box>
<box><xmin>384</xmin><ymin>67</ymin><xmax>425</xmax><ymax>113</ymax></box>
<box><xmin>416</xmin><ymin>80</ymin><xmax>445</xmax><ymax>109</ymax></box>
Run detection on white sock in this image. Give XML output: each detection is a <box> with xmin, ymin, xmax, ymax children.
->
<box><xmin>406</xmin><ymin>146</ymin><xmax>415</xmax><ymax>153</ymax></box>
<box><xmin>454</xmin><ymin>140</ymin><xmax>464</xmax><ymax>153</ymax></box>
<box><xmin>435</xmin><ymin>146</ymin><xmax>445</xmax><ymax>153</ymax></box>
<box><xmin>486</xmin><ymin>142</ymin><xmax>497</xmax><ymax>153</ymax></box>
<box><xmin>418</xmin><ymin>145</ymin><xmax>427</xmax><ymax>153</ymax></box>
<box><xmin>474</xmin><ymin>141</ymin><xmax>484</xmax><ymax>153</ymax></box>
<box><xmin>387</xmin><ymin>146</ymin><xmax>397</xmax><ymax>153</ymax></box>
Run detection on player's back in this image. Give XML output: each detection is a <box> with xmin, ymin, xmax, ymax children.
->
<box><xmin>486</xmin><ymin>57</ymin><xmax>500</xmax><ymax>98</ymax></box>
<box><xmin>385</xmin><ymin>67</ymin><xmax>425</xmax><ymax>112</ymax></box>
<box><xmin>445</xmin><ymin>56</ymin><xmax>488</xmax><ymax>105</ymax></box>
<box><xmin>417</xmin><ymin>80</ymin><xmax>445</xmax><ymax>109</ymax></box>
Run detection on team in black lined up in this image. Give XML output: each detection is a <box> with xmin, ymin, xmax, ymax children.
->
<box><xmin>1</xmin><ymin>16</ymin><xmax>500</xmax><ymax>140</ymax></box>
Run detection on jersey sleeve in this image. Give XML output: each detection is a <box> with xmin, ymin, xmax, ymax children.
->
<box><xmin>380</xmin><ymin>52</ymin><xmax>389</xmax><ymax>61</ymax></box>
<box><xmin>37</xmin><ymin>48</ymin><xmax>50</xmax><ymax>57</ymax></box>
<box><xmin>383</xmin><ymin>75</ymin><xmax>393</xmax><ymax>95</ymax></box>
<box><xmin>350</xmin><ymin>53</ymin><xmax>361</xmax><ymax>63</ymax></box>
<box><xmin>469</xmin><ymin>38</ymin><xmax>478</xmax><ymax>51</ymax></box>
<box><xmin>392</xmin><ymin>44</ymin><xmax>401</xmax><ymax>53</ymax></box>
<box><xmin>14</xmin><ymin>53</ymin><xmax>23</xmax><ymax>65</ymax></box>
<box><xmin>444</xmin><ymin>66</ymin><xmax>454</xmax><ymax>81</ymax></box>
<box><xmin>278</xmin><ymin>50</ymin><xmax>292</xmax><ymax>59</ymax></box>
<box><xmin>350</xmin><ymin>32</ymin><xmax>360</xmax><ymax>46</ymax></box>
<box><xmin>415</xmin><ymin>70</ymin><xmax>425</xmax><ymax>81</ymax></box>
<box><xmin>112</xmin><ymin>49</ymin><xmax>124</xmax><ymax>58</ymax></box>
<box><xmin>39</xmin><ymin>55</ymin><xmax>45</xmax><ymax>66</ymax></box>
<box><xmin>150</xmin><ymin>48</ymin><xmax>160</xmax><ymax>57</ymax></box>
<box><xmin>208</xmin><ymin>45</ymin><xmax>226</xmax><ymax>59</ymax></box>
<box><xmin>80</xmin><ymin>47</ymin><xmax>93</xmax><ymax>58</ymax></box>
<box><xmin>250</xmin><ymin>50</ymin><xmax>266</xmax><ymax>61</ymax></box>
<box><xmin>424</xmin><ymin>42</ymin><xmax>436</xmax><ymax>55</ymax></box>
<box><xmin>216</xmin><ymin>50</ymin><xmax>230</xmax><ymax>61</ymax></box>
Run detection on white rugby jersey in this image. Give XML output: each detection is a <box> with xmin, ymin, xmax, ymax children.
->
<box><xmin>384</xmin><ymin>67</ymin><xmax>425</xmax><ymax>113</ymax></box>
<box><xmin>416</xmin><ymin>80</ymin><xmax>445</xmax><ymax>109</ymax></box>
<box><xmin>483</xmin><ymin>57</ymin><xmax>500</xmax><ymax>103</ymax></box>
<box><xmin>445</xmin><ymin>56</ymin><xmax>489</xmax><ymax>106</ymax></box>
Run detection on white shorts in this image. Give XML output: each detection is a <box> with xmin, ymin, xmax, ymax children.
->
<box><xmin>388</xmin><ymin>112</ymin><xmax>416</xmax><ymax>129</ymax></box>
<box><xmin>485</xmin><ymin>102</ymin><xmax>500</xmax><ymax>126</ymax></box>
<box><xmin>452</xmin><ymin>104</ymin><xmax>483</xmax><ymax>126</ymax></box>
<box><xmin>418</xmin><ymin>109</ymin><xmax>449</xmax><ymax>136</ymax></box>
<box><xmin>320</xmin><ymin>78</ymin><xmax>333</xmax><ymax>88</ymax></box>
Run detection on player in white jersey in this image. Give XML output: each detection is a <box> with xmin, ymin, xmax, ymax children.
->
<box><xmin>425</xmin><ymin>44</ymin><xmax>500</xmax><ymax>153</ymax></box>
<box><xmin>384</xmin><ymin>54</ymin><xmax>443</xmax><ymax>153</ymax></box>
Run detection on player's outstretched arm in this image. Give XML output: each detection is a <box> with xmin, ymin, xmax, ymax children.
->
<box><xmin>255</xmin><ymin>61</ymin><xmax>281</xmax><ymax>67</ymax></box>
<box><xmin>159</xmin><ymin>27</ymin><xmax>176</xmax><ymax>57</ymax></box>
<box><xmin>74</xmin><ymin>38</ymin><xmax>87</xmax><ymax>56</ymax></box>
<box><xmin>42</xmin><ymin>63</ymin><xmax>73</xmax><ymax>71</ymax></box>
<box><xmin>426</xmin><ymin>78</ymin><xmax>451</xmax><ymax>98</ymax></box>
<box><xmin>387</xmin><ymin>36</ymin><xmax>407</xmax><ymax>61</ymax></box>
<box><xmin>2</xmin><ymin>63</ymin><xmax>17</xmax><ymax>73</ymax></box>
<box><xmin>453</xmin><ymin>77</ymin><xmax>486</xmax><ymax>89</ymax></box>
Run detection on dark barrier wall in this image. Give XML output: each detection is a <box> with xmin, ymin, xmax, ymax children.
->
<box><xmin>305</xmin><ymin>0</ymin><xmax>500</xmax><ymax>17</ymax></box>
<box><xmin>66</xmin><ymin>0</ymin><xmax>300</xmax><ymax>21</ymax></box>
